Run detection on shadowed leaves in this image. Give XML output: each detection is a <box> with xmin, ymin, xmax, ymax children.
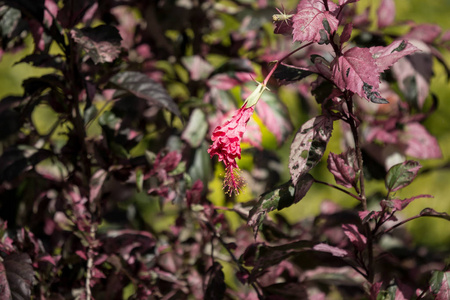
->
<box><xmin>71</xmin><ymin>25</ymin><xmax>122</xmax><ymax>64</ymax></box>
<box><xmin>289</xmin><ymin>115</ymin><xmax>333</xmax><ymax>186</ymax></box>
<box><xmin>110</xmin><ymin>71</ymin><xmax>181</xmax><ymax>117</ymax></box>
<box><xmin>0</xmin><ymin>253</ymin><xmax>34</xmax><ymax>300</ymax></box>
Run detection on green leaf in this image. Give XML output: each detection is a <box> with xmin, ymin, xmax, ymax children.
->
<box><xmin>429</xmin><ymin>270</ymin><xmax>450</xmax><ymax>298</ymax></box>
<box><xmin>136</xmin><ymin>168</ymin><xmax>143</xmax><ymax>193</ymax></box>
<box><xmin>110</xmin><ymin>71</ymin><xmax>181</xmax><ymax>117</ymax></box>
<box><xmin>385</xmin><ymin>160</ymin><xmax>421</xmax><ymax>193</ymax></box>
<box><xmin>181</xmin><ymin>109</ymin><xmax>208</xmax><ymax>148</ymax></box>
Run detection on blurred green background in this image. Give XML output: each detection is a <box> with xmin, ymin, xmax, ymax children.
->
<box><xmin>1</xmin><ymin>0</ymin><xmax>449</xmax><ymax>248</ymax></box>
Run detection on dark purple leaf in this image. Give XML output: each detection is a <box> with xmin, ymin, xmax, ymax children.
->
<box><xmin>103</xmin><ymin>230</ymin><xmax>156</xmax><ymax>263</ymax></box>
<box><xmin>248</xmin><ymin>181</ymin><xmax>295</xmax><ymax>235</ymax></box>
<box><xmin>0</xmin><ymin>109</ymin><xmax>20</xmax><ymax>140</ymax></box>
<box><xmin>313</xmin><ymin>243</ymin><xmax>348</xmax><ymax>257</ymax></box>
<box><xmin>342</xmin><ymin>224</ymin><xmax>366</xmax><ymax>251</ymax></box>
<box><xmin>71</xmin><ymin>25</ymin><xmax>122</xmax><ymax>64</ymax></box>
<box><xmin>3</xmin><ymin>0</ymin><xmax>44</xmax><ymax>22</ymax></box>
<box><xmin>340</xmin><ymin>23</ymin><xmax>353</xmax><ymax>44</ymax></box>
<box><xmin>385</xmin><ymin>160</ymin><xmax>421</xmax><ymax>193</ymax></box>
<box><xmin>273</xmin><ymin>18</ymin><xmax>293</xmax><ymax>35</ymax></box>
<box><xmin>0</xmin><ymin>148</ymin><xmax>52</xmax><ymax>183</ymax></box>
<box><xmin>420</xmin><ymin>208</ymin><xmax>450</xmax><ymax>221</ymax></box>
<box><xmin>0</xmin><ymin>253</ymin><xmax>34</xmax><ymax>300</ymax></box>
<box><xmin>241</xmin><ymin>241</ymin><xmax>312</xmax><ymax>278</ymax></box>
<box><xmin>0</xmin><ymin>96</ymin><xmax>23</xmax><ymax>114</ymax></box>
<box><xmin>292</xmin><ymin>0</ymin><xmax>339</xmax><ymax>43</ymax></box>
<box><xmin>15</xmin><ymin>53</ymin><xmax>64</xmax><ymax>69</ymax></box>
<box><xmin>22</xmin><ymin>74</ymin><xmax>64</xmax><ymax>96</ymax></box>
<box><xmin>327</xmin><ymin>149</ymin><xmax>359</xmax><ymax>189</ymax></box>
<box><xmin>0</xmin><ymin>262</ymin><xmax>11</xmax><ymax>300</ymax></box>
<box><xmin>289</xmin><ymin>115</ymin><xmax>333</xmax><ymax>186</ymax></box>
<box><xmin>294</xmin><ymin>173</ymin><xmax>314</xmax><ymax>204</ymax></box>
<box><xmin>204</xmin><ymin>262</ymin><xmax>225</xmax><ymax>300</ymax></box>
<box><xmin>263</xmin><ymin>282</ymin><xmax>308</xmax><ymax>299</ymax></box>
<box><xmin>273</xmin><ymin>63</ymin><xmax>314</xmax><ymax>85</ymax></box>
<box><xmin>110</xmin><ymin>71</ymin><xmax>181</xmax><ymax>117</ymax></box>
<box><xmin>377</xmin><ymin>0</ymin><xmax>395</xmax><ymax>28</ymax></box>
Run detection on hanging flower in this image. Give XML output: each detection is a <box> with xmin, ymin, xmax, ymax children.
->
<box><xmin>208</xmin><ymin>82</ymin><xmax>268</xmax><ymax>195</ymax></box>
<box><xmin>208</xmin><ymin>105</ymin><xmax>255</xmax><ymax>195</ymax></box>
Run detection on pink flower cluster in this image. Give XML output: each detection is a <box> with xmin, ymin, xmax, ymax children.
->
<box><xmin>208</xmin><ymin>106</ymin><xmax>255</xmax><ymax>195</ymax></box>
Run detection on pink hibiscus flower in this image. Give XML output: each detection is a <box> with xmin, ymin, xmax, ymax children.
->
<box><xmin>208</xmin><ymin>106</ymin><xmax>255</xmax><ymax>195</ymax></box>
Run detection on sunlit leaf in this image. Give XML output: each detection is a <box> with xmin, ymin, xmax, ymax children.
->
<box><xmin>385</xmin><ymin>160</ymin><xmax>421</xmax><ymax>193</ymax></box>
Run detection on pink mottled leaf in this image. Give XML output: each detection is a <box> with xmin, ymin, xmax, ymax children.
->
<box><xmin>331</xmin><ymin>46</ymin><xmax>387</xmax><ymax>103</ymax></box>
<box><xmin>292</xmin><ymin>0</ymin><xmax>339</xmax><ymax>43</ymax></box>
<box><xmin>71</xmin><ymin>25</ymin><xmax>122</xmax><ymax>64</ymax></box>
<box><xmin>402</xmin><ymin>123</ymin><xmax>442</xmax><ymax>159</ymax></box>
<box><xmin>369</xmin><ymin>40</ymin><xmax>419</xmax><ymax>73</ymax></box>
<box><xmin>383</xmin><ymin>194</ymin><xmax>433</xmax><ymax>212</ymax></box>
<box><xmin>377</xmin><ymin>0</ymin><xmax>395</xmax><ymax>28</ymax></box>
<box><xmin>391</xmin><ymin>44</ymin><xmax>433</xmax><ymax>108</ymax></box>
<box><xmin>313</xmin><ymin>243</ymin><xmax>348</xmax><ymax>257</ymax></box>
<box><xmin>403</xmin><ymin>24</ymin><xmax>442</xmax><ymax>44</ymax></box>
<box><xmin>342</xmin><ymin>224</ymin><xmax>366</xmax><ymax>251</ymax></box>
<box><xmin>327</xmin><ymin>148</ymin><xmax>359</xmax><ymax>189</ymax></box>
<box><xmin>255</xmin><ymin>90</ymin><xmax>292</xmax><ymax>145</ymax></box>
<box><xmin>385</xmin><ymin>160</ymin><xmax>421</xmax><ymax>193</ymax></box>
<box><xmin>289</xmin><ymin>115</ymin><xmax>333</xmax><ymax>186</ymax></box>
<box><xmin>182</xmin><ymin>56</ymin><xmax>214</xmax><ymax>81</ymax></box>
